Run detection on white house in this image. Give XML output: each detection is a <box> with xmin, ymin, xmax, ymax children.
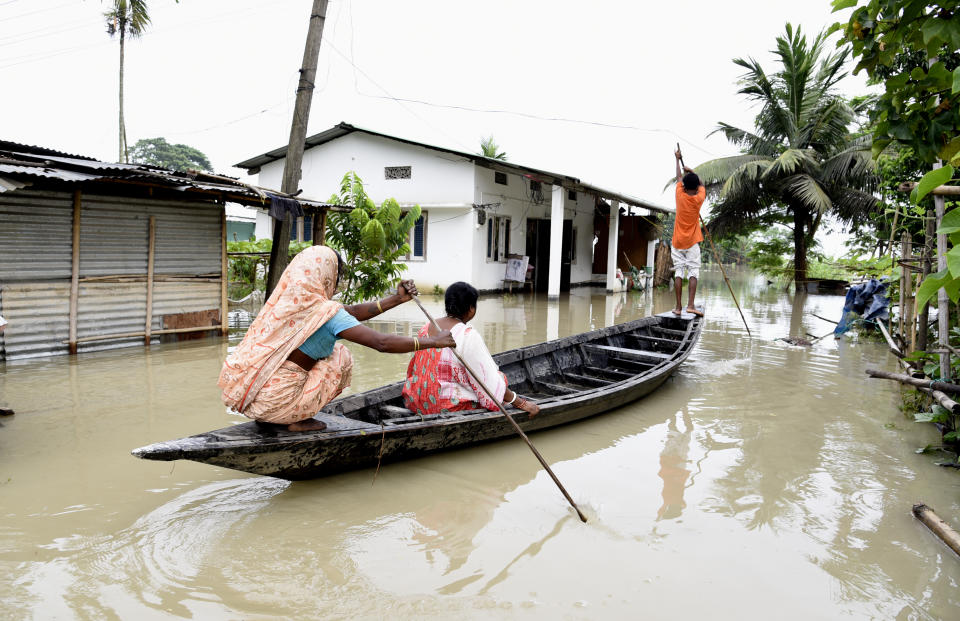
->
<box><xmin>235</xmin><ymin>123</ymin><xmax>672</xmax><ymax>297</ymax></box>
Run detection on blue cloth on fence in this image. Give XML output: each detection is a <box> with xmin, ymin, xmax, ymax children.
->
<box><xmin>267</xmin><ymin>193</ymin><xmax>304</xmax><ymax>221</ymax></box>
<box><xmin>834</xmin><ymin>278</ymin><xmax>890</xmax><ymax>336</ymax></box>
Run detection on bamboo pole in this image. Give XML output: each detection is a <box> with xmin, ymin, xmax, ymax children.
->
<box><xmin>898</xmin><ymin>181</ymin><xmax>960</xmax><ymax>196</ymax></box>
<box><xmin>917</xmin><ymin>386</ymin><xmax>960</xmax><ymax>414</ymax></box>
<box><xmin>221</xmin><ymin>209</ymin><xmax>229</xmax><ymax>336</ymax></box>
<box><xmin>68</xmin><ymin>190</ymin><xmax>81</xmax><ymax>355</ymax></box>
<box><xmin>913</xmin><ymin>504</ymin><xmax>960</xmax><ymax>558</ymax></box>
<box><xmin>62</xmin><ymin>324</ymin><xmax>221</xmax><ymax>345</ymax></box>
<box><xmin>918</xmin><ymin>212</ymin><xmax>935</xmax><ymax>351</ymax></box>
<box><xmin>410</xmin><ymin>295</ymin><xmax>588</xmax><ymax>523</ymax></box>
<box><xmin>899</xmin><ymin>232</ymin><xmax>907</xmax><ymax>338</ymax></box>
<box><xmin>865</xmin><ymin>368</ymin><xmax>960</xmax><ymax>394</ymax></box>
<box><xmin>144</xmin><ymin>216</ymin><xmax>156</xmax><ymax>345</ymax></box>
<box><xmin>911</xmin><ymin>272</ymin><xmax>920</xmax><ymax>353</ymax></box>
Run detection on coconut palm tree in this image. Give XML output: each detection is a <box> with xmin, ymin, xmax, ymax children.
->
<box><xmin>479</xmin><ymin>135</ymin><xmax>507</xmax><ymax>161</ymax></box>
<box><xmin>695</xmin><ymin>24</ymin><xmax>878</xmax><ymax>288</ymax></box>
<box><xmin>103</xmin><ymin>0</ymin><xmax>151</xmax><ymax>163</ymax></box>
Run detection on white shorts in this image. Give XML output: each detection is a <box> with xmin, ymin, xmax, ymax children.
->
<box><xmin>671</xmin><ymin>244</ymin><xmax>701</xmax><ymax>280</ymax></box>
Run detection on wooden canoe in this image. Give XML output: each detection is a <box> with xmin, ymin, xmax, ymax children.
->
<box><xmin>132</xmin><ymin>310</ymin><xmax>703</xmax><ymax>480</ymax></box>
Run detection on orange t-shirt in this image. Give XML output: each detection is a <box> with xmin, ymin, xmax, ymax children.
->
<box><xmin>672</xmin><ymin>182</ymin><xmax>705</xmax><ymax>250</ymax></box>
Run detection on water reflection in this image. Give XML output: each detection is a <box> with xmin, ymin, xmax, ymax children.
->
<box><xmin>2</xmin><ymin>268</ymin><xmax>960</xmax><ymax>618</ymax></box>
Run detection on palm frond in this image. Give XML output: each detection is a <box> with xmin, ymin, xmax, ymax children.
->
<box><xmin>690</xmin><ymin>154</ymin><xmax>771</xmax><ymax>188</ymax></box>
<box><xmin>763</xmin><ymin>148</ymin><xmax>818</xmax><ymax>179</ymax></box>
<box><xmin>820</xmin><ymin>136</ymin><xmax>876</xmax><ymax>187</ymax></box>
<box><xmin>783</xmin><ymin>174</ymin><xmax>832</xmax><ymax>213</ymax></box>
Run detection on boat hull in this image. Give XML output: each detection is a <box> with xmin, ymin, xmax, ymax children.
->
<box><xmin>133</xmin><ymin>311</ymin><xmax>702</xmax><ymax>480</ymax></box>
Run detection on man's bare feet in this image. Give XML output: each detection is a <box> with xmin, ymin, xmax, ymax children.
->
<box><xmin>685</xmin><ymin>307</ymin><xmax>704</xmax><ymax>317</ymax></box>
<box><xmin>287</xmin><ymin>418</ymin><xmax>328</xmax><ymax>432</ymax></box>
<box><xmin>671</xmin><ymin>308</ymin><xmax>683</xmax><ymax>316</ymax></box>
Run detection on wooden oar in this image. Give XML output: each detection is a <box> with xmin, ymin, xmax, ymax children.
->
<box><xmin>677</xmin><ymin>144</ymin><xmax>752</xmax><ymax>337</ymax></box>
<box><xmin>410</xmin><ymin>295</ymin><xmax>588</xmax><ymax>523</ymax></box>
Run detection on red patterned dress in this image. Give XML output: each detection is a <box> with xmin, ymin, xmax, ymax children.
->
<box><xmin>402</xmin><ymin>322</ymin><xmax>508</xmax><ymax>415</ymax></box>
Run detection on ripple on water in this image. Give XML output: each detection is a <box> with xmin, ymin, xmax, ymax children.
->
<box><xmin>16</xmin><ymin>478</ymin><xmax>288</xmax><ymax>617</ymax></box>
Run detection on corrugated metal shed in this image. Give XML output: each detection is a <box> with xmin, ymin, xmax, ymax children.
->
<box><xmin>0</xmin><ymin>141</ymin><xmax>344</xmax><ymax>361</ymax></box>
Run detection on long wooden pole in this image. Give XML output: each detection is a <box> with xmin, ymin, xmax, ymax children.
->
<box><xmin>677</xmin><ymin>145</ymin><xmax>751</xmax><ymax>336</ymax></box>
<box><xmin>410</xmin><ymin>295</ymin><xmax>587</xmax><ymax>523</ymax></box>
<box><xmin>865</xmin><ymin>368</ymin><xmax>960</xmax><ymax>395</ymax></box>
<box><xmin>144</xmin><ymin>216</ymin><xmax>156</xmax><ymax>345</ymax></box>
<box><xmin>265</xmin><ymin>0</ymin><xmax>328</xmax><ymax>297</ymax></box>
<box><xmin>913</xmin><ymin>504</ymin><xmax>960</xmax><ymax>558</ymax></box>
<box><xmin>220</xmin><ymin>209</ymin><xmax>229</xmax><ymax>336</ymax></box>
<box><xmin>68</xmin><ymin>190</ymin><xmax>81</xmax><ymax>355</ymax></box>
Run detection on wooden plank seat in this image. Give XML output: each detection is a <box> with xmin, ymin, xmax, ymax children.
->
<box><xmin>537</xmin><ymin>381</ymin><xmax>579</xmax><ymax>395</ymax></box>
<box><xmin>562</xmin><ymin>372</ymin><xmax>614</xmax><ymax>387</ymax></box>
<box><xmin>380</xmin><ymin>404</ymin><xmax>414</xmax><ymax>419</ymax></box>
<box><xmin>651</xmin><ymin>327</ymin><xmax>687</xmax><ymax>337</ymax></box>
<box><xmin>583</xmin><ymin>365</ymin><xmax>635</xmax><ymax>380</ymax></box>
<box><xmin>586</xmin><ymin>343</ymin><xmax>671</xmax><ymax>360</ymax></box>
<box><xmin>382</xmin><ymin>407</ymin><xmax>488</xmax><ymax>426</ymax></box>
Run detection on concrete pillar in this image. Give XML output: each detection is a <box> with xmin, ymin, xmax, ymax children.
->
<box><xmin>546</xmin><ymin>298</ymin><xmax>559</xmax><ymax>342</ymax></box>
<box><xmin>547</xmin><ymin>184</ymin><xmax>564</xmax><ymax>299</ymax></box>
<box><xmin>605</xmin><ymin>201</ymin><xmax>620</xmax><ymax>292</ymax></box>
<box><xmin>646</xmin><ymin>239</ymin><xmax>656</xmax><ymax>289</ymax></box>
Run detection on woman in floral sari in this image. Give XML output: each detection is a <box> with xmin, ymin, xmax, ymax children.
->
<box><xmin>218</xmin><ymin>245</ymin><xmax>454</xmax><ymax>432</ymax></box>
<box><xmin>402</xmin><ymin>281</ymin><xmax>539</xmax><ymax>417</ymax></box>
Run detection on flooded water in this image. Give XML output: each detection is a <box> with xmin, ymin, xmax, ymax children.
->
<box><xmin>2</xmin><ymin>269</ymin><xmax>958</xmax><ymax>619</ymax></box>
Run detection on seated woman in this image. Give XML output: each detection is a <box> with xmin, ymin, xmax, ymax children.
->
<box><xmin>218</xmin><ymin>245</ymin><xmax>455</xmax><ymax>432</ymax></box>
<box><xmin>402</xmin><ymin>281</ymin><xmax>539</xmax><ymax>417</ymax></box>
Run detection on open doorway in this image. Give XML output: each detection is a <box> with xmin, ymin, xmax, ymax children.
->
<box><xmin>525</xmin><ymin>219</ymin><xmax>572</xmax><ymax>292</ymax></box>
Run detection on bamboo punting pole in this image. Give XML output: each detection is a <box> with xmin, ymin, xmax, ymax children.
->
<box><xmin>677</xmin><ymin>144</ymin><xmax>751</xmax><ymax>336</ymax></box>
<box><xmin>865</xmin><ymin>368</ymin><xmax>960</xmax><ymax>395</ymax></box>
<box><xmin>144</xmin><ymin>216</ymin><xmax>156</xmax><ymax>345</ymax></box>
<box><xmin>898</xmin><ymin>181</ymin><xmax>960</xmax><ymax>196</ymax></box>
<box><xmin>68</xmin><ymin>190</ymin><xmax>82</xmax><ymax>355</ymax></box>
<box><xmin>221</xmin><ymin>209</ymin><xmax>229</xmax><ymax>336</ymax></box>
<box><xmin>410</xmin><ymin>295</ymin><xmax>588</xmax><ymax>523</ymax></box>
<box><xmin>913</xmin><ymin>504</ymin><xmax>960</xmax><ymax>558</ymax></box>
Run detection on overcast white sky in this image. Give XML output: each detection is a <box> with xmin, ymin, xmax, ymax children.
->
<box><xmin>2</xmin><ymin>0</ymin><xmax>869</xmax><ymax>252</ymax></box>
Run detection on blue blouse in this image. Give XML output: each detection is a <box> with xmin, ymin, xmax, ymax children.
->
<box><xmin>298</xmin><ymin>308</ymin><xmax>360</xmax><ymax>360</ymax></box>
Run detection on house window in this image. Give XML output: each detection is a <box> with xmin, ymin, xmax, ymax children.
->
<box><xmin>385</xmin><ymin>166</ymin><xmax>412</xmax><ymax>180</ymax></box>
<box><xmin>486</xmin><ymin>215</ymin><xmax>511</xmax><ymax>262</ymax></box>
<box><xmin>494</xmin><ymin>171</ymin><xmax>508</xmax><ymax>185</ymax></box>
<box><xmin>568</xmin><ymin>189</ymin><xmax>577</xmax><ymax>201</ymax></box>
<box><xmin>404</xmin><ymin>211</ymin><xmax>427</xmax><ymax>261</ymax></box>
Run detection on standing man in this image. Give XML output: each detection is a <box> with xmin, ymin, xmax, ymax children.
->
<box><xmin>671</xmin><ymin>149</ymin><xmax>705</xmax><ymax>317</ymax></box>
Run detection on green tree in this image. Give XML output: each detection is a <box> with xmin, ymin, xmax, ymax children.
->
<box><xmin>103</xmin><ymin>0</ymin><xmax>157</xmax><ymax>163</ymax></box>
<box><xmin>832</xmin><ymin>1</ymin><xmax>960</xmax><ymax>327</ymax></box>
<box><xmin>325</xmin><ymin>172</ymin><xmax>421</xmax><ymax>304</ymax></box>
<box><xmin>695</xmin><ymin>24</ymin><xmax>879</xmax><ymax>289</ymax></box>
<box><xmin>129</xmin><ymin>137</ymin><xmax>213</xmax><ymax>172</ymax></box>
<box><xmin>479</xmin><ymin>135</ymin><xmax>507</xmax><ymax>160</ymax></box>
<box><xmin>831</xmin><ymin>0</ymin><xmax>960</xmax><ymax>166</ymax></box>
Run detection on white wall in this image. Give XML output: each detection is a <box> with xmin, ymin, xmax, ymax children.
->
<box><xmin>470</xmin><ymin>167</ymin><xmax>597</xmax><ymax>290</ymax></box>
<box><xmin>255</xmin><ymin>132</ymin><xmax>476</xmax><ymax>206</ymax></box>
<box><xmin>248</xmin><ymin>132</ymin><xmax>600</xmax><ymax>292</ymax></box>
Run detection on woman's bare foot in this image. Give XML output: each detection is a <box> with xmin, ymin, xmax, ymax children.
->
<box><xmin>516</xmin><ymin>397</ymin><xmax>540</xmax><ymax>417</ymax></box>
<box><xmin>685</xmin><ymin>307</ymin><xmax>704</xmax><ymax>317</ymax></box>
<box><xmin>671</xmin><ymin>308</ymin><xmax>683</xmax><ymax>316</ymax></box>
<box><xmin>287</xmin><ymin>418</ymin><xmax>328</xmax><ymax>432</ymax></box>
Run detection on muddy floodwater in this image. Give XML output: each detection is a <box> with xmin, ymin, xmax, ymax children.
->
<box><xmin>2</xmin><ymin>269</ymin><xmax>959</xmax><ymax>619</ymax></box>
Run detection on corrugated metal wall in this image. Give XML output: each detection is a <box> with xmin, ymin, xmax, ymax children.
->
<box><xmin>0</xmin><ymin>189</ymin><xmax>224</xmax><ymax>360</ymax></box>
<box><xmin>0</xmin><ymin>191</ymin><xmax>74</xmax><ymax>281</ymax></box>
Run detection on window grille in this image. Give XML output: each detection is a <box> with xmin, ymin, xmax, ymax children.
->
<box><xmin>385</xmin><ymin>166</ymin><xmax>412</xmax><ymax>180</ymax></box>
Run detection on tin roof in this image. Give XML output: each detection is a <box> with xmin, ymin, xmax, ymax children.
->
<box><xmin>0</xmin><ymin>143</ymin><xmax>337</xmax><ymax>210</ymax></box>
<box><xmin>235</xmin><ymin>122</ymin><xmax>673</xmax><ymax>214</ymax></box>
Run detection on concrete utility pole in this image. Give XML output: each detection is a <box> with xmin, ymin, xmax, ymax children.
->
<box><xmin>265</xmin><ymin>0</ymin><xmax>328</xmax><ymax>298</ymax></box>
